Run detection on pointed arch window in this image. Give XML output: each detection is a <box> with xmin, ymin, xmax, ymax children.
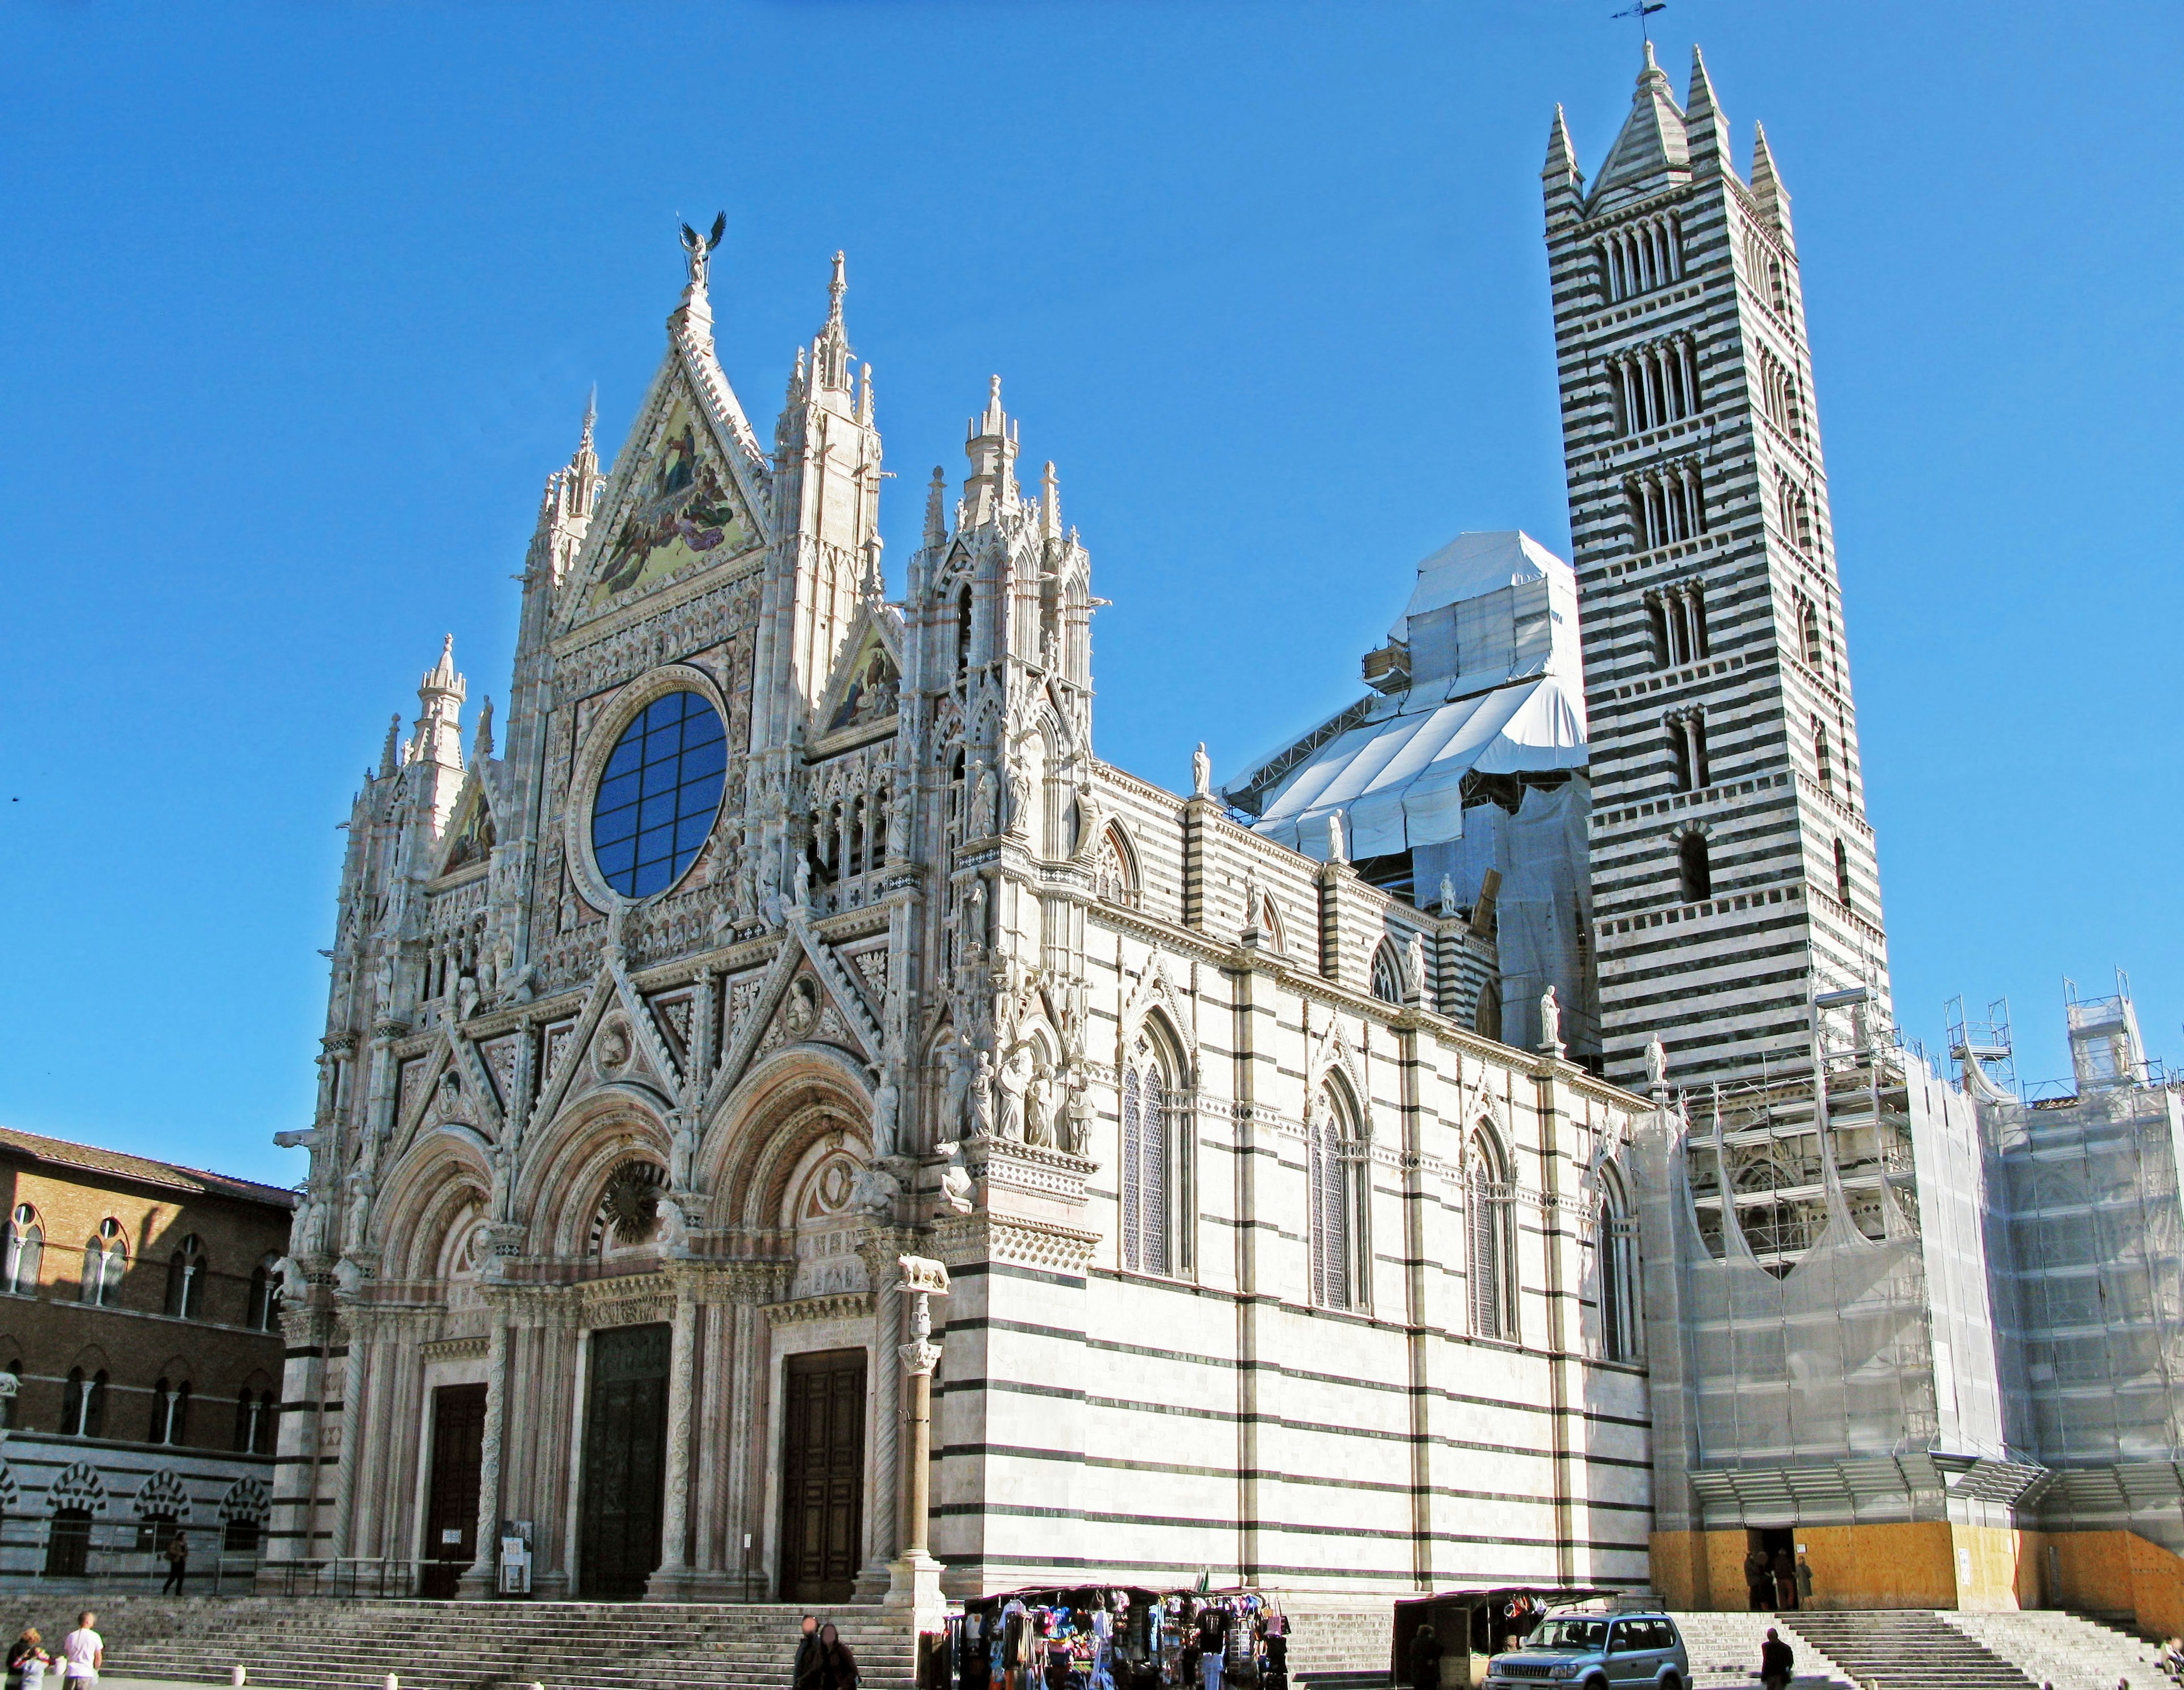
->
<box><xmin>165</xmin><ymin>1234</ymin><xmax>207</xmax><ymax>1320</ymax></box>
<box><xmin>1813</xmin><ymin>717</ymin><xmax>1833</xmax><ymax>795</ymax></box>
<box><xmin>81</xmin><ymin>1220</ymin><xmax>125</xmax><ymax>1307</ymax></box>
<box><xmin>60</xmin><ymin>1366</ymin><xmax>107</xmax><ymax>1438</ymax></box>
<box><xmin>1834</xmin><ymin>837</ymin><xmax>1854</xmax><ymax>910</ymax></box>
<box><xmin>1467</xmin><ymin>1130</ymin><xmax>1515</xmax><ymax>1340</ymax></box>
<box><xmin>1309</xmin><ymin>1084</ymin><xmax>1368</xmax><ymax>1312</ymax></box>
<box><xmin>148</xmin><ymin>1376</ymin><xmax>191</xmax><ymax>1446</ymax></box>
<box><xmin>1091</xmin><ymin>823</ymin><xmax>1140</xmax><ymax>910</ymax></box>
<box><xmin>247</xmin><ymin>1255</ymin><xmax>283</xmax><ymax>1332</ymax></box>
<box><xmin>1370</xmin><ymin>941</ymin><xmax>1404</xmax><ymax>1006</ymax></box>
<box><xmin>234</xmin><ymin>1384</ymin><xmax>278</xmax><ymax>1456</ymax></box>
<box><xmin>1598</xmin><ymin>1164</ymin><xmax>1639</xmax><ymax>1362</ymax></box>
<box><xmin>1120</xmin><ymin>1027</ymin><xmax>1189</xmax><ymax>1278</ymax></box>
<box><xmin>5</xmin><ymin>1206</ymin><xmax>42</xmax><ymax>1296</ymax></box>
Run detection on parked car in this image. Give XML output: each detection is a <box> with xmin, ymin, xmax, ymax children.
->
<box><xmin>1482</xmin><ymin>1612</ymin><xmax>1689</xmax><ymax>1690</ymax></box>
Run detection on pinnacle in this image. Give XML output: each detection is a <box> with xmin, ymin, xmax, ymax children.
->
<box><xmin>1544</xmin><ymin>103</ymin><xmax>1581</xmax><ymax>181</ymax></box>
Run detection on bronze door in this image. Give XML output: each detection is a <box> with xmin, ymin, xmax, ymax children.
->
<box><xmin>778</xmin><ymin>1348</ymin><xmax>866</xmax><ymax>1602</ymax></box>
<box><xmin>420</xmin><ymin>1383</ymin><xmax>486</xmax><ymax>1598</ymax></box>
<box><xmin>579</xmin><ymin>1322</ymin><xmax>671</xmax><ymax>1598</ymax></box>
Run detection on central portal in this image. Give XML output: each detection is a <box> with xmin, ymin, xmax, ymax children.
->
<box><xmin>778</xmin><ymin>1347</ymin><xmax>867</xmax><ymax>1602</ymax></box>
<box><xmin>579</xmin><ymin>1321</ymin><xmax>671</xmax><ymax>1598</ymax></box>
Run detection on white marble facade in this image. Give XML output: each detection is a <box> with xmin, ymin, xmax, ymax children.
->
<box><xmin>267</xmin><ymin>232</ymin><xmax>1654</xmax><ymax>1606</ymax></box>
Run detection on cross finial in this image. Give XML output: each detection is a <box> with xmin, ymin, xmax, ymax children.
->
<box><xmin>1612</xmin><ymin>0</ymin><xmax>1664</xmax><ymax>50</ymax></box>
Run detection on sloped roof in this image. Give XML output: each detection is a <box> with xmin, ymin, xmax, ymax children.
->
<box><xmin>0</xmin><ymin>1125</ymin><xmax>297</xmax><ymax>1209</ymax></box>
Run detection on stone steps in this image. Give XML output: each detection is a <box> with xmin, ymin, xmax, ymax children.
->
<box><xmin>1938</xmin><ymin>1612</ymin><xmax>2161</xmax><ymax>1690</ymax></box>
<box><xmin>1782</xmin><ymin>1613</ymin><xmax>2038</xmax><ymax>1690</ymax></box>
<box><xmin>72</xmin><ymin>1597</ymin><xmax>917</xmax><ymax>1690</ymax></box>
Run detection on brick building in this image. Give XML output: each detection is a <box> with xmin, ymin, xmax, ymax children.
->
<box><xmin>0</xmin><ymin>1126</ymin><xmax>293</xmax><ymax>1584</ymax></box>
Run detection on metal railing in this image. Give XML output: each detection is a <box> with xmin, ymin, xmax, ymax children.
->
<box><xmin>269</xmin><ymin>1557</ymin><xmax>424</xmax><ymax>1599</ymax></box>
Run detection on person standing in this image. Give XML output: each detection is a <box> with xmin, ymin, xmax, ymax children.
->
<box><xmin>1409</xmin><ymin>1625</ymin><xmax>1444</xmax><ymax>1690</ymax></box>
<box><xmin>1772</xmin><ymin>1548</ymin><xmax>1799</xmax><ymax>1612</ymax></box>
<box><xmin>58</xmin><ymin>1616</ymin><xmax>99</xmax><ymax>1690</ymax></box>
<box><xmin>1745</xmin><ymin>1547</ymin><xmax>1772</xmax><ymax>1612</ymax></box>
<box><xmin>816</xmin><ymin>1623</ymin><xmax>859</xmax><ymax>1690</ymax></box>
<box><xmin>162</xmin><ymin>1531</ymin><xmax>189</xmax><ymax>1596</ymax></box>
<box><xmin>794</xmin><ymin>1615</ymin><xmax>821</xmax><ymax>1690</ymax></box>
<box><xmin>1760</xmin><ymin>1627</ymin><xmax>1794</xmax><ymax>1690</ymax></box>
<box><xmin>9</xmin><ymin>1630</ymin><xmax>52</xmax><ymax>1690</ymax></box>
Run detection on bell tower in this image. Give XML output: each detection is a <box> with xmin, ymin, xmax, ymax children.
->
<box><xmin>1546</xmin><ymin>44</ymin><xmax>1889</xmax><ymax>1090</ymax></box>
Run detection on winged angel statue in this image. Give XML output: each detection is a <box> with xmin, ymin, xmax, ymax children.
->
<box><xmin>680</xmin><ymin>212</ymin><xmax>727</xmax><ymax>289</ymax></box>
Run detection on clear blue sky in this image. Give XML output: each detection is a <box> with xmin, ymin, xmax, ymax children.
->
<box><xmin>4</xmin><ymin>2</ymin><xmax>2178</xmax><ymax>1186</ymax></box>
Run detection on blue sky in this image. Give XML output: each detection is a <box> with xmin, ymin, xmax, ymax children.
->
<box><xmin>3</xmin><ymin>2</ymin><xmax>2178</xmax><ymax>1186</ymax></box>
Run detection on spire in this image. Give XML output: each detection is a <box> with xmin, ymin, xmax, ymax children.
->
<box><xmin>378</xmin><ymin>713</ymin><xmax>402</xmax><ymax>779</ymax></box>
<box><xmin>1543</xmin><ymin>104</ymin><xmax>1580</xmax><ymax>183</ymax></box>
<box><xmin>1685</xmin><ymin>45</ymin><xmax>1727</xmax><ymax>176</ymax></box>
<box><xmin>963</xmin><ymin>376</ymin><xmax>1020</xmax><ymax>527</ymax></box>
<box><xmin>1750</xmin><ymin>122</ymin><xmax>1793</xmax><ymax>237</ymax></box>
<box><xmin>1041</xmin><ymin>460</ymin><xmax>1061</xmax><ymax>542</ymax></box>
<box><xmin>408</xmin><ymin>635</ymin><xmax>467</xmax><ymax>771</ymax></box>
<box><xmin>810</xmin><ymin>251</ymin><xmax>853</xmax><ymax>394</ymax></box>
<box><xmin>1587</xmin><ymin>35</ymin><xmax>1690</xmax><ymax>203</ymax></box>
<box><xmin>925</xmin><ymin>465</ymin><xmax>947</xmax><ymax>548</ymax></box>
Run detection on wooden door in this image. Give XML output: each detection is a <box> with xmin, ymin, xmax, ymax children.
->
<box><xmin>578</xmin><ymin>1322</ymin><xmax>671</xmax><ymax>1598</ymax></box>
<box><xmin>420</xmin><ymin>1383</ymin><xmax>486</xmax><ymax>1598</ymax></box>
<box><xmin>777</xmin><ymin>1348</ymin><xmax>866</xmax><ymax>1602</ymax></box>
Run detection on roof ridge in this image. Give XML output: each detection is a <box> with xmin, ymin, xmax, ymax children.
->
<box><xmin>0</xmin><ymin>1124</ymin><xmax>298</xmax><ymax>1206</ymax></box>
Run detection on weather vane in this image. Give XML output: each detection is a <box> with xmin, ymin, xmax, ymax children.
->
<box><xmin>1612</xmin><ymin>0</ymin><xmax>1665</xmax><ymax>47</ymax></box>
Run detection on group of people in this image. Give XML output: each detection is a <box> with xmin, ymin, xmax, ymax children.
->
<box><xmin>795</xmin><ymin>1614</ymin><xmax>862</xmax><ymax>1690</ymax></box>
<box><xmin>1744</xmin><ymin>1547</ymin><xmax>1813</xmax><ymax>1612</ymax></box>
<box><xmin>9</xmin><ymin>1613</ymin><xmax>102</xmax><ymax>1690</ymax></box>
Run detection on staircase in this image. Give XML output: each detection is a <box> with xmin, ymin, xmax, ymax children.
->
<box><xmin>1669</xmin><ymin>1613</ymin><xmax>1856</xmax><ymax>1690</ymax></box>
<box><xmin>1784</xmin><ymin>1612</ymin><xmax>2036</xmax><ymax>1690</ymax></box>
<box><xmin>1939</xmin><ymin>1611</ymin><xmax>2162</xmax><ymax>1690</ymax></box>
<box><xmin>60</xmin><ymin>1596</ymin><xmax>917</xmax><ymax>1690</ymax></box>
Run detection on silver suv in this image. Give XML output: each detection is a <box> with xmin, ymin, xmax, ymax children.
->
<box><xmin>1483</xmin><ymin>1611</ymin><xmax>1689</xmax><ymax>1690</ymax></box>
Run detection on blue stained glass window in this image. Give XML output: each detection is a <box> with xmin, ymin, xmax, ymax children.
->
<box><xmin>590</xmin><ymin>691</ymin><xmax>728</xmax><ymax>898</ymax></box>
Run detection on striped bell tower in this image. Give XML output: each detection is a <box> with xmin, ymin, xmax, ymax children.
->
<box><xmin>1546</xmin><ymin>44</ymin><xmax>1890</xmax><ymax>1092</ymax></box>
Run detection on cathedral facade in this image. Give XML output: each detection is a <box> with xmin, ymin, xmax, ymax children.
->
<box><xmin>267</xmin><ymin>233</ymin><xmax>1652</xmax><ymax>1610</ymax></box>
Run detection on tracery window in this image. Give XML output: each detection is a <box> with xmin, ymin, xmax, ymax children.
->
<box><xmin>1611</xmin><ymin>336</ymin><xmax>1701</xmax><ymax>436</ymax></box>
<box><xmin>1645</xmin><ymin>583</ymin><xmax>1708</xmax><ymax>669</ymax></box>
<box><xmin>1091</xmin><ymin>823</ymin><xmax>1140</xmax><ymax>909</ymax></box>
<box><xmin>1119</xmin><ymin>1027</ymin><xmax>1187</xmax><ymax>1277</ymax></box>
<box><xmin>1467</xmin><ymin>1129</ymin><xmax>1515</xmax><ymax>1340</ymax></box>
<box><xmin>1628</xmin><ymin>462</ymin><xmax>1707</xmax><ymax>551</ymax></box>
<box><xmin>1308</xmin><ymin>1083</ymin><xmax>1367</xmax><ymax>1312</ymax></box>
<box><xmin>165</xmin><ymin>1234</ymin><xmax>206</xmax><ymax>1320</ymax></box>
<box><xmin>81</xmin><ymin>1220</ymin><xmax>125</xmax><ymax>1307</ymax></box>
<box><xmin>5</xmin><ymin>1206</ymin><xmax>41</xmax><ymax>1296</ymax></box>
<box><xmin>1598</xmin><ymin>1164</ymin><xmax>1639</xmax><ymax>1362</ymax></box>
<box><xmin>1370</xmin><ymin>941</ymin><xmax>1404</xmax><ymax>1006</ymax></box>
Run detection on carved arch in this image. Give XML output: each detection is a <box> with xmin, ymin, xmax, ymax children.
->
<box><xmin>697</xmin><ymin>1046</ymin><xmax>874</xmax><ymax>1234</ymax></box>
<box><xmin>371</xmin><ymin>1129</ymin><xmax>493</xmax><ymax>1280</ymax></box>
<box><xmin>46</xmin><ymin>1461</ymin><xmax>106</xmax><ymax>1515</ymax></box>
<box><xmin>518</xmin><ymin>1093</ymin><xmax>677</xmax><ymax>1258</ymax></box>
<box><xmin>133</xmin><ymin>1469</ymin><xmax>192</xmax><ymax>1522</ymax></box>
<box><xmin>1118</xmin><ymin>953</ymin><xmax>1197</xmax><ymax>1081</ymax></box>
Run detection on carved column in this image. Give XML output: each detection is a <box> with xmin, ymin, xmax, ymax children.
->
<box><xmin>854</xmin><ymin>1228</ymin><xmax>909</xmax><ymax>1597</ymax></box>
<box><xmin>647</xmin><ymin>1283</ymin><xmax>699</xmax><ymax>1596</ymax></box>
<box><xmin>459</xmin><ymin>1305</ymin><xmax>511</xmax><ymax>1595</ymax></box>
<box><xmin>329</xmin><ymin>1315</ymin><xmax>370</xmax><ymax>1557</ymax></box>
<box><xmin>886</xmin><ymin>1255</ymin><xmax>949</xmax><ymax>1629</ymax></box>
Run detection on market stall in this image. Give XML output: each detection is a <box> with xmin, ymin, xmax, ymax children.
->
<box><xmin>1389</xmin><ymin>1588</ymin><xmax>1612</xmax><ymax>1690</ymax></box>
<box><xmin>945</xmin><ymin>1584</ymin><xmax>1295</xmax><ymax>1690</ymax></box>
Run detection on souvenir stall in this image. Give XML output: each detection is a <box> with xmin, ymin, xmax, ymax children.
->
<box><xmin>946</xmin><ymin>1585</ymin><xmax>1293</xmax><ymax>1690</ymax></box>
<box><xmin>1388</xmin><ymin>1588</ymin><xmax>1611</xmax><ymax>1690</ymax></box>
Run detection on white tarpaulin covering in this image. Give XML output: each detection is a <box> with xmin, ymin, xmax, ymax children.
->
<box><xmin>1251</xmin><ymin>675</ymin><xmax>1588</xmax><ymax>861</ymax></box>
